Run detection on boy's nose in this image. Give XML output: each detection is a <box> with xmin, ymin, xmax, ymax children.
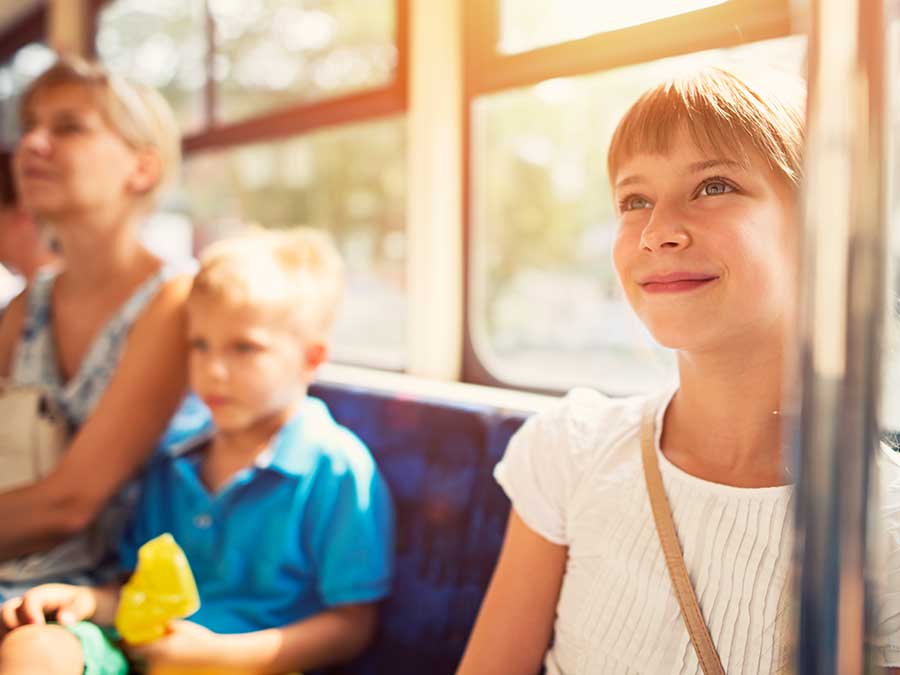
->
<box><xmin>204</xmin><ymin>355</ymin><xmax>229</xmax><ymax>381</ymax></box>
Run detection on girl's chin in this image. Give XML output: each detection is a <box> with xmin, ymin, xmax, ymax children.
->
<box><xmin>643</xmin><ymin>323</ymin><xmax>718</xmax><ymax>352</ymax></box>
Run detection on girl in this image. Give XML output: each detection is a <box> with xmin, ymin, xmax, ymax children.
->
<box><xmin>458</xmin><ymin>68</ymin><xmax>900</xmax><ymax>674</ymax></box>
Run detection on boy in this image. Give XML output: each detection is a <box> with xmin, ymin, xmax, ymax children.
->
<box><xmin>0</xmin><ymin>228</ymin><xmax>395</xmax><ymax>675</ymax></box>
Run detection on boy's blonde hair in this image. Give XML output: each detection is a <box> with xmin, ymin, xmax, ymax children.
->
<box><xmin>607</xmin><ymin>67</ymin><xmax>805</xmax><ymax>188</ymax></box>
<box><xmin>190</xmin><ymin>227</ymin><xmax>345</xmax><ymax>340</ymax></box>
<box><xmin>20</xmin><ymin>56</ymin><xmax>180</xmax><ymax>207</ymax></box>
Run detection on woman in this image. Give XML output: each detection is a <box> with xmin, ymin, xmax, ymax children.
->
<box><xmin>458</xmin><ymin>68</ymin><xmax>900</xmax><ymax>673</ymax></box>
<box><xmin>0</xmin><ymin>57</ymin><xmax>192</xmax><ymax>598</ymax></box>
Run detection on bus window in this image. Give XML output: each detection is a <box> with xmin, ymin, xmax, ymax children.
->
<box><xmin>97</xmin><ymin>0</ymin><xmax>207</xmax><ymax>134</ymax></box>
<box><xmin>0</xmin><ymin>42</ymin><xmax>53</xmax><ymax>149</ymax></box>
<box><xmin>470</xmin><ymin>34</ymin><xmax>805</xmax><ymax>394</ymax></box>
<box><xmin>883</xmin><ymin>14</ymin><xmax>900</xmax><ymax>439</ymax></box>
<box><xmin>179</xmin><ymin>116</ymin><xmax>407</xmax><ymax>370</ymax></box>
<box><xmin>210</xmin><ymin>0</ymin><xmax>397</xmax><ymax>125</ymax></box>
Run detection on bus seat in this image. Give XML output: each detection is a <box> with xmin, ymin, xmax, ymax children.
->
<box><xmin>310</xmin><ymin>381</ymin><xmax>529</xmax><ymax>675</ymax></box>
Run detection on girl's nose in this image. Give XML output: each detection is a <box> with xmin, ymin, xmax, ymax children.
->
<box><xmin>639</xmin><ymin>202</ymin><xmax>692</xmax><ymax>252</ymax></box>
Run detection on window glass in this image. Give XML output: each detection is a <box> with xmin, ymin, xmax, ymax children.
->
<box><xmin>181</xmin><ymin>116</ymin><xmax>406</xmax><ymax>369</ymax></box>
<box><xmin>211</xmin><ymin>0</ymin><xmax>397</xmax><ymax>124</ymax></box>
<box><xmin>882</xmin><ymin>18</ymin><xmax>900</xmax><ymax>436</ymax></box>
<box><xmin>499</xmin><ymin>0</ymin><xmax>729</xmax><ymax>54</ymax></box>
<box><xmin>97</xmin><ymin>0</ymin><xmax>207</xmax><ymax>134</ymax></box>
<box><xmin>471</xmin><ymin>35</ymin><xmax>805</xmax><ymax>393</ymax></box>
<box><xmin>0</xmin><ymin>42</ymin><xmax>54</xmax><ymax>148</ymax></box>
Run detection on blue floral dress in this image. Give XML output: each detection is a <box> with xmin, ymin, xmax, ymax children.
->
<box><xmin>0</xmin><ymin>261</ymin><xmax>196</xmax><ymax>598</ymax></box>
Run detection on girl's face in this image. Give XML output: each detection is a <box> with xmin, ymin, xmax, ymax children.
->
<box><xmin>612</xmin><ymin>130</ymin><xmax>796</xmax><ymax>353</ymax></box>
<box><xmin>14</xmin><ymin>83</ymin><xmax>150</xmax><ymax>224</ymax></box>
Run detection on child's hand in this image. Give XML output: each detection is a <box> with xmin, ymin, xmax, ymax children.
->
<box><xmin>126</xmin><ymin>620</ymin><xmax>222</xmax><ymax>669</ymax></box>
<box><xmin>0</xmin><ymin>583</ymin><xmax>96</xmax><ymax>634</ymax></box>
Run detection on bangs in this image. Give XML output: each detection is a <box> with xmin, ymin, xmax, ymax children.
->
<box><xmin>607</xmin><ymin>68</ymin><xmax>804</xmax><ymax>188</ymax></box>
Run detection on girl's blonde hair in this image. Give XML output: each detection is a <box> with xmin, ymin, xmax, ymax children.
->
<box><xmin>20</xmin><ymin>56</ymin><xmax>180</xmax><ymax>207</ymax></box>
<box><xmin>190</xmin><ymin>227</ymin><xmax>345</xmax><ymax>340</ymax></box>
<box><xmin>607</xmin><ymin>67</ymin><xmax>805</xmax><ymax>188</ymax></box>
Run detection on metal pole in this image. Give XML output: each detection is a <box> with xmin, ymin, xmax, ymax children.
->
<box><xmin>792</xmin><ymin>0</ymin><xmax>887</xmax><ymax>672</ymax></box>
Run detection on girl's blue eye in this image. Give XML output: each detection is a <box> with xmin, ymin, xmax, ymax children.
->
<box><xmin>701</xmin><ymin>180</ymin><xmax>734</xmax><ymax>196</ymax></box>
<box><xmin>621</xmin><ymin>195</ymin><xmax>652</xmax><ymax>211</ymax></box>
<box><xmin>234</xmin><ymin>342</ymin><xmax>260</xmax><ymax>354</ymax></box>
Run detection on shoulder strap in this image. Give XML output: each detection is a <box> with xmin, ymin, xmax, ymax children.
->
<box><xmin>22</xmin><ymin>268</ymin><xmax>57</xmax><ymax>329</ymax></box>
<box><xmin>640</xmin><ymin>402</ymin><xmax>726</xmax><ymax>675</ymax></box>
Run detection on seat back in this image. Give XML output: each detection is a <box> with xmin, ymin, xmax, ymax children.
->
<box><xmin>311</xmin><ymin>381</ymin><xmax>529</xmax><ymax>675</ymax></box>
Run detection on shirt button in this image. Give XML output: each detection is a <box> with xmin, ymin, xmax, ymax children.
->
<box><xmin>193</xmin><ymin>514</ymin><xmax>212</xmax><ymax>529</ymax></box>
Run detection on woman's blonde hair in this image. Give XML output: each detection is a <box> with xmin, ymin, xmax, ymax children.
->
<box><xmin>19</xmin><ymin>56</ymin><xmax>180</xmax><ymax>207</ymax></box>
<box><xmin>190</xmin><ymin>227</ymin><xmax>345</xmax><ymax>340</ymax></box>
<box><xmin>607</xmin><ymin>67</ymin><xmax>805</xmax><ymax>188</ymax></box>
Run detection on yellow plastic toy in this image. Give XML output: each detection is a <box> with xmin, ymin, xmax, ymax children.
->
<box><xmin>115</xmin><ymin>533</ymin><xmax>200</xmax><ymax>645</ymax></box>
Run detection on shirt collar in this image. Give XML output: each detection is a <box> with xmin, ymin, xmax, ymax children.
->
<box><xmin>166</xmin><ymin>396</ymin><xmax>333</xmax><ymax>479</ymax></box>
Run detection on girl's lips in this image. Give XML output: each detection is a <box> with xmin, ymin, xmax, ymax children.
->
<box><xmin>203</xmin><ymin>396</ymin><xmax>231</xmax><ymax>408</ymax></box>
<box><xmin>639</xmin><ymin>273</ymin><xmax>719</xmax><ymax>294</ymax></box>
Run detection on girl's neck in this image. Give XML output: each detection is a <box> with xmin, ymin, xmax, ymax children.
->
<box><xmin>662</xmin><ymin>336</ymin><xmax>789</xmax><ymax>487</ymax></box>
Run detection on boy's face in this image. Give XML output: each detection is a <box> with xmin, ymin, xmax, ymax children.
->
<box><xmin>611</xmin><ymin>129</ymin><xmax>796</xmax><ymax>354</ymax></box>
<box><xmin>187</xmin><ymin>295</ymin><xmax>316</xmax><ymax>434</ymax></box>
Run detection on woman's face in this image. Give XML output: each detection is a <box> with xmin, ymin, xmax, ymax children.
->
<box><xmin>14</xmin><ymin>83</ymin><xmax>146</xmax><ymax>223</ymax></box>
<box><xmin>611</xmin><ymin>130</ymin><xmax>796</xmax><ymax>354</ymax></box>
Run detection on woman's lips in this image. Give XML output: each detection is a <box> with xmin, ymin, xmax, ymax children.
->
<box><xmin>638</xmin><ymin>272</ymin><xmax>719</xmax><ymax>294</ymax></box>
<box><xmin>20</xmin><ymin>168</ymin><xmax>56</xmax><ymax>182</ymax></box>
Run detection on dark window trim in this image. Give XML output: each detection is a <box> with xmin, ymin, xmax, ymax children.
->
<box><xmin>0</xmin><ymin>4</ymin><xmax>46</xmax><ymax>63</ymax></box>
<box><xmin>182</xmin><ymin>84</ymin><xmax>405</xmax><ymax>153</ymax></box>
<box><xmin>460</xmin><ymin>0</ymin><xmax>797</xmax><ymax>391</ymax></box>
<box><xmin>90</xmin><ymin>0</ymin><xmax>408</xmax><ymax>157</ymax></box>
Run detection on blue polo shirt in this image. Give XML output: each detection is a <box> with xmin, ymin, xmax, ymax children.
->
<box><xmin>119</xmin><ymin>397</ymin><xmax>395</xmax><ymax>635</ymax></box>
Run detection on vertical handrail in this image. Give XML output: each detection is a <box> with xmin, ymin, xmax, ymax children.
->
<box><xmin>792</xmin><ymin>0</ymin><xmax>887</xmax><ymax>673</ymax></box>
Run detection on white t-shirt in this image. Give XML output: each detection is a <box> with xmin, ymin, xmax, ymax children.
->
<box><xmin>494</xmin><ymin>387</ymin><xmax>900</xmax><ymax>674</ymax></box>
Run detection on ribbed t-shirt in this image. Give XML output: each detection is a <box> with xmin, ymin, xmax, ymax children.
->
<box><xmin>494</xmin><ymin>387</ymin><xmax>900</xmax><ymax>674</ymax></box>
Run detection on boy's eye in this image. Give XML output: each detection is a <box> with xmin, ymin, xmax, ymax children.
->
<box><xmin>619</xmin><ymin>195</ymin><xmax>653</xmax><ymax>212</ymax></box>
<box><xmin>233</xmin><ymin>341</ymin><xmax>262</xmax><ymax>354</ymax></box>
<box><xmin>188</xmin><ymin>338</ymin><xmax>208</xmax><ymax>352</ymax></box>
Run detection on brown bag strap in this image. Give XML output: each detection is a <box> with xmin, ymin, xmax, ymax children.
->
<box><xmin>640</xmin><ymin>403</ymin><xmax>726</xmax><ymax>675</ymax></box>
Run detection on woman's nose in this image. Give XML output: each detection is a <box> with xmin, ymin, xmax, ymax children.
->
<box><xmin>17</xmin><ymin>126</ymin><xmax>51</xmax><ymax>156</ymax></box>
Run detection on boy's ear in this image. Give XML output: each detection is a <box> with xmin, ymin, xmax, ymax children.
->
<box><xmin>303</xmin><ymin>341</ymin><xmax>328</xmax><ymax>371</ymax></box>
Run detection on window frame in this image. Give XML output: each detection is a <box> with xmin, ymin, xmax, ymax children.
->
<box><xmin>0</xmin><ymin>4</ymin><xmax>46</xmax><ymax>64</ymax></box>
<box><xmin>89</xmin><ymin>0</ymin><xmax>409</xmax><ymax>152</ymax></box>
<box><xmin>459</xmin><ymin>0</ymin><xmax>800</xmax><ymax>391</ymax></box>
